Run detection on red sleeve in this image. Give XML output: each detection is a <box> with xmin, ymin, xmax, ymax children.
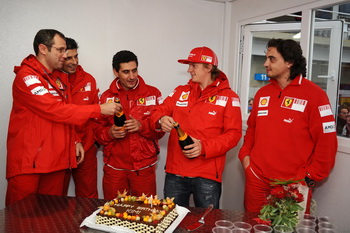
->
<box><xmin>306</xmin><ymin>95</ymin><xmax>337</xmax><ymax>181</ymax></box>
<box><xmin>13</xmin><ymin>72</ymin><xmax>100</xmax><ymax>125</ymax></box>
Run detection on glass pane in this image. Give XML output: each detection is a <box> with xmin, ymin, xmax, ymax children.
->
<box><xmin>247</xmin><ymin>30</ymin><xmax>300</xmax><ymax>114</ymax></box>
<box><xmin>313</xmin><ymin>2</ymin><xmax>350</xmax><ymax>137</ymax></box>
<box><xmin>310</xmin><ymin>28</ymin><xmax>331</xmax><ymax>91</ymax></box>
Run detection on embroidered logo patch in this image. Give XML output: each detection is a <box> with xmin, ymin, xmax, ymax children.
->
<box><xmin>137</xmin><ymin>96</ymin><xmax>156</xmax><ymax>106</ymax></box>
<box><xmin>232</xmin><ymin>97</ymin><xmax>240</xmax><ymax>107</ymax></box>
<box><xmin>206</xmin><ymin>95</ymin><xmax>228</xmax><ymax>107</ymax></box>
<box><xmin>201</xmin><ymin>55</ymin><xmax>213</xmax><ymax>63</ymax></box>
<box><xmin>259</xmin><ymin>96</ymin><xmax>270</xmax><ymax>107</ymax></box>
<box><xmin>258</xmin><ymin>110</ymin><xmax>268</xmax><ymax>116</ymax></box>
<box><xmin>179</xmin><ymin>91</ymin><xmax>190</xmax><ymax>101</ymax></box>
<box><xmin>318</xmin><ymin>104</ymin><xmax>333</xmax><ymax>117</ymax></box>
<box><xmin>322</xmin><ymin>121</ymin><xmax>336</xmax><ymax>133</ymax></box>
<box><xmin>24</xmin><ymin>75</ymin><xmax>40</xmax><ymax>87</ymax></box>
<box><xmin>176</xmin><ymin>101</ymin><xmax>188</xmax><ymax>107</ymax></box>
<box><xmin>106</xmin><ymin>97</ymin><xmax>114</xmax><ymax>103</ymax></box>
<box><xmin>31</xmin><ymin>86</ymin><xmax>49</xmax><ymax>96</ymax></box>
<box><xmin>281</xmin><ymin>96</ymin><xmax>307</xmax><ymax>112</ymax></box>
<box><xmin>84</xmin><ymin>82</ymin><xmax>91</xmax><ymax>91</ymax></box>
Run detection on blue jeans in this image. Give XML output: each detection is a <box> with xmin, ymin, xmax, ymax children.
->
<box><xmin>164</xmin><ymin>173</ymin><xmax>221</xmax><ymax>209</ymax></box>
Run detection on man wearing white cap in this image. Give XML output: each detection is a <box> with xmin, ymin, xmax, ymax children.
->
<box><xmin>150</xmin><ymin>46</ymin><xmax>242</xmax><ymax>208</ymax></box>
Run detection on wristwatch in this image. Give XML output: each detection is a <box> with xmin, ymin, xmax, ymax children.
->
<box><xmin>305</xmin><ymin>176</ymin><xmax>316</xmax><ymax>187</ymax></box>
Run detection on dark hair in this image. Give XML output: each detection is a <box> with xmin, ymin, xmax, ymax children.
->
<box><xmin>112</xmin><ymin>50</ymin><xmax>138</xmax><ymax>71</ymax></box>
<box><xmin>33</xmin><ymin>29</ymin><xmax>65</xmax><ymax>55</ymax></box>
<box><xmin>65</xmin><ymin>37</ymin><xmax>78</xmax><ymax>50</ymax></box>
<box><xmin>267</xmin><ymin>39</ymin><xmax>307</xmax><ymax>80</ymax></box>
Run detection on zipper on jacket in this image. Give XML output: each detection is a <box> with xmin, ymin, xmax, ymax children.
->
<box><xmin>33</xmin><ymin>161</ymin><xmax>36</xmax><ymax>168</ymax></box>
<box><xmin>278</xmin><ymin>91</ymin><xmax>282</xmax><ymax>99</ymax></box>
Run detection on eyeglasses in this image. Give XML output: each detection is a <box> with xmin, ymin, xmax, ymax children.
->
<box><xmin>51</xmin><ymin>46</ymin><xmax>67</xmax><ymax>53</ymax></box>
<box><xmin>45</xmin><ymin>44</ymin><xmax>66</xmax><ymax>54</ymax></box>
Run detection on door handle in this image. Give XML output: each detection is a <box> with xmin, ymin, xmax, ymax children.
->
<box><xmin>317</xmin><ymin>73</ymin><xmax>335</xmax><ymax>81</ymax></box>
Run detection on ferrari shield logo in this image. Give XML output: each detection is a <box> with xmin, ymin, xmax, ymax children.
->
<box><xmin>208</xmin><ymin>96</ymin><xmax>216</xmax><ymax>103</ymax></box>
<box><xmin>138</xmin><ymin>98</ymin><xmax>145</xmax><ymax>105</ymax></box>
<box><xmin>284</xmin><ymin>98</ymin><xmax>293</xmax><ymax>107</ymax></box>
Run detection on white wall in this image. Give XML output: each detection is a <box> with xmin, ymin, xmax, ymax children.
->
<box><xmin>0</xmin><ymin>0</ymin><xmax>227</xmax><ymax>209</ymax></box>
<box><xmin>2</xmin><ymin>0</ymin><xmax>350</xmax><ymax>231</ymax></box>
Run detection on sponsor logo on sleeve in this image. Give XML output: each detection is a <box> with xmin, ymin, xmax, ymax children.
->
<box><xmin>318</xmin><ymin>104</ymin><xmax>333</xmax><ymax>117</ymax></box>
<box><xmin>259</xmin><ymin>96</ymin><xmax>270</xmax><ymax>107</ymax></box>
<box><xmin>31</xmin><ymin>86</ymin><xmax>49</xmax><ymax>96</ymax></box>
<box><xmin>157</xmin><ymin>96</ymin><xmax>163</xmax><ymax>104</ymax></box>
<box><xmin>281</xmin><ymin>96</ymin><xmax>307</xmax><ymax>112</ymax></box>
<box><xmin>322</xmin><ymin>121</ymin><xmax>336</xmax><ymax>133</ymax></box>
<box><xmin>23</xmin><ymin>75</ymin><xmax>40</xmax><ymax>87</ymax></box>
<box><xmin>232</xmin><ymin>97</ymin><xmax>241</xmax><ymax>107</ymax></box>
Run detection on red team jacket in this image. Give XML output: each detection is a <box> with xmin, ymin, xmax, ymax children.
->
<box><xmin>62</xmin><ymin>65</ymin><xmax>99</xmax><ymax>152</ymax></box>
<box><xmin>6</xmin><ymin>55</ymin><xmax>101</xmax><ymax>179</ymax></box>
<box><xmin>94</xmin><ymin>76</ymin><xmax>164</xmax><ymax>171</ymax></box>
<box><xmin>239</xmin><ymin>75</ymin><xmax>337</xmax><ymax>182</ymax></box>
<box><xmin>151</xmin><ymin>71</ymin><xmax>242</xmax><ymax>183</ymax></box>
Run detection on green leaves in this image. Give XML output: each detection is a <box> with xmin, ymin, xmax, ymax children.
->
<box><xmin>257</xmin><ymin>180</ymin><xmax>305</xmax><ymax>230</ymax></box>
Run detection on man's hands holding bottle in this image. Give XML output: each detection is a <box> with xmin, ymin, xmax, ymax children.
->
<box><xmin>159</xmin><ymin>116</ymin><xmax>202</xmax><ymax>158</ymax></box>
<box><xmin>158</xmin><ymin>116</ymin><xmax>175</xmax><ymax>132</ymax></box>
<box><xmin>109</xmin><ymin>115</ymin><xmax>141</xmax><ymax>139</ymax></box>
<box><xmin>182</xmin><ymin>137</ymin><xmax>202</xmax><ymax>159</ymax></box>
<box><xmin>100</xmin><ymin>102</ymin><xmax>122</xmax><ymax>115</ymax></box>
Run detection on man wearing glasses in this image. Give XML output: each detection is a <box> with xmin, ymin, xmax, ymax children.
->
<box><xmin>6</xmin><ymin>29</ymin><xmax>119</xmax><ymax>206</ymax></box>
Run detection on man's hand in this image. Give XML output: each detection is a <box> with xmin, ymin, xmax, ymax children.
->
<box><xmin>125</xmin><ymin>115</ymin><xmax>141</xmax><ymax>133</ymax></box>
<box><xmin>109</xmin><ymin>125</ymin><xmax>127</xmax><ymax>139</ymax></box>
<box><xmin>158</xmin><ymin>116</ymin><xmax>175</xmax><ymax>132</ymax></box>
<box><xmin>76</xmin><ymin>142</ymin><xmax>85</xmax><ymax>165</ymax></box>
<box><xmin>100</xmin><ymin>102</ymin><xmax>122</xmax><ymax>115</ymax></box>
<box><xmin>242</xmin><ymin>155</ymin><xmax>250</xmax><ymax>169</ymax></box>
<box><xmin>182</xmin><ymin>137</ymin><xmax>202</xmax><ymax>159</ymax></box>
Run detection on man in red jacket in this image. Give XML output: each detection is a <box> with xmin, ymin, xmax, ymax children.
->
<box><xmin>239</xmin><ymin>39</ymin><xmax>337</xmax><ymax>213</ymax></box>
<box><xmin>6</xmin><ymin>29</ymin><xmax>119</xmax><ymax>206</ymax></box>
<box><xmin>150</xmin><ymin>46</ymin><xmax>242</xmax><ymax>209</ymax></box>
<box><xmin>60</xmin><ymin>38</ymin><xmax>99</xmax><ymax>198</ymax></box>
<box><xmin>94</xmin><ymin>50</ymin><xmax>164</xmax><ymax>199</ymax></box>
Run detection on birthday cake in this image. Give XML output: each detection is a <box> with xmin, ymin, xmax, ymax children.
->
<box><xmin>95</xmin><ymin>192</ymin><xmax>178</xmax><ymax>233</ymax></box>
